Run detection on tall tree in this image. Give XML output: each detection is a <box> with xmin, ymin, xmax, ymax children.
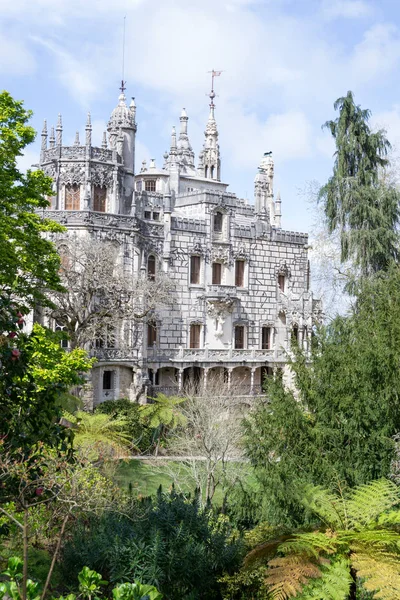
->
<box><xmin>0</xmin><ymin>91</ymin><xmax>64</xmax><ymax>309</ymax></box>
<box><xmin>242</xmin><ymin>265</ymin><xmax>400</xmax><ymax>526</ymax></box>
<box><xmin>320</xmin><ymin>91</ymin><xmax>400</xmax><ymax>277</ymax></box>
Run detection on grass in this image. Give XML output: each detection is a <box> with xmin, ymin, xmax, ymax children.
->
<box><xmin>114</xmin><ymin>458</ymin><xmax>255</xmax><ymax>505</ymax></box>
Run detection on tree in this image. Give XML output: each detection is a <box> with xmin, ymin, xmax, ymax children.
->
<box><xmin>319</xmin><ymin>91</ymin><xmax>400</xmax><ymax>278</ymax></box>
<box><xmin>242</xmin><ymin>266</ymin><xmax>400</xmax><ymax>526</ymax></box>
<box><xmin>168</xmin><ymin>381</ymin><xmax>244</xmax><ymax>502</ymax></box>
<box><xmin>250</xmin><ymin>480</ymin><xmax>400</xmax><ymax>600</ymax></box>
<box><xmin>0</xmin><ymin>91</ymin><xmax>64</xmax><ymax>310</ymax></box>
<box><xmin>48</xmin><ymin>237</ymin><xmax>175</xmax><ymax>350</ymax></box>
<box><xmin>139</xmin><ymin>393</ymin><xmax>187</xmax><ymax>456</ymax></box>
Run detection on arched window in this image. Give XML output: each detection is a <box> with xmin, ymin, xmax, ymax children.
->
<box><xmin>147</xmin><ymin>321</ymin><xmax>157</xmax><ymax>347</ymax></box>
<box><xmin>93</xmin><ymin>185</ymin><xmax>107</xmax><ymax>212</ymax></box>
<box><xmin>204</xmin><ymin>166</ymin><xmax>208</xmax><ymax>178</ymax></box>
<box><xmin>65</xmin><ymin>184</ymin><xmax>80</xmax><ymax>210</ymax></box>
<box><xmin>210</xmin><ymin>165</ymin><xmax>215</xmax><ymax>179</ymax></box>
<box><xmin>213</xmin><ymin>211</ymin><xmax>223</xmax><ymax>233</ymax></box>
<box><xmin>147</xmin><ymin>255</ymin><xmax>156</xmax><ymax>280</ymax></box>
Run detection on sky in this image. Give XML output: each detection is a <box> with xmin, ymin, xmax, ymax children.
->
<box><xmin>3</xmin><ymin>0</ymin><xmax>400</xmax><ymax>236</ymax></box>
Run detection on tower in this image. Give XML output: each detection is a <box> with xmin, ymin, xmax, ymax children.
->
<box><xmin>198</xmin><ymin>77</ymin><xmax>221</xmax><ymax>181</ymax></box>
<box><xmin>177</xmin><ymin>108</ymin><xmax>195</xmax><ymax>173</ymax></box>
<box><xmin>254</xmin><ymin>152</ymin><xmax>275</xmax><ymax>222</ymax></box>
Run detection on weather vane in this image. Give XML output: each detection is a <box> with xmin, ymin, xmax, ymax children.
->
<box><xmin>207</xmin><ymin>69</ymin><xmax>223</xmax><ymax>105</ymax></box>
<box><xmin>120</xmin><ymin>16</ymin><xmax>127</xmax><ymax>93</ymax></box>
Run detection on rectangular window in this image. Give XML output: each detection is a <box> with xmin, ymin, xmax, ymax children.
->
<box><xmin>189</xmin><ymin>324</ymin><xmax>201</xmax><ymax>349</ymax></box>
<box><xmin>147</xmin><ymin>255</ymin><xmax>156</xmax><ymax>280</ymax></box>
<box><xmin>190</xmin><ymin>256</ymin><xmax>201</xmax><ymax>284</ymax></box>
<box><xmin>235</xmin><ymin>260</ymin><xmax>245</xmax><ymax>287</ymax></box>
<box><xmin>147</xmin><ymin>322</ymin><xmax>157</xmax><ymax>347</ymax></box>
<box><xmin>93</xmin><ymin>185</ymin><xmax>107</xmax><ymax>212</ymax></box>
<box><xmin>144</xmin><ymin>210</ymin><xmax>151</xmax><ymax>219</ymax></box>
<box><xmin>213</xmin><ymin>212</ymin><xmax>223</xmax><ymax>232</ymax></box>
<box><xmin>145</xmin><ymin>180</ymin><xmax>156</xmax><ymax>192</ymax></box>
<box><xmin>152</xmin><ymin>212</ymin><xmax>160</xmax><ymax>221</ymax></box>
<box><xmin>278</xmin><ymin>274</ymin><xmax>285</xmax><ymax>292</ymax></box>
<box><xmin>261</xmin><ymin>326</ymin><xmax>271</xmax><ymax>350</ymax></box>
<box><xmin>103</xmin><ymin>370</ymin><xmax>113</xmax><ymax>390</ymax></box>
<box><xmin>212</xmin><ymin>262</ymin><xmax>222</xmax><ymax>285</ymax></box>
<box><xmin>234</xmin><ymin>325</ymin><xmax>245</xmax><ymax>349</ymax></box>
<box><xmin>65</xmin><ymin>184</ymin><xmax>80</xmax><ymax>210</ymax></box>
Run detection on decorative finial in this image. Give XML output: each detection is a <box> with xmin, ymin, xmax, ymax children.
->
<box><xmin>40</xmin><ymin>120</ymin><xmax>48</xmax><ymax>157</ymax></box>
<box><xmin>74</xmin><ymin>131</ymin><xmax>80</xmax><ymax>146</ymax></box>
<box><xmin>170</xmin><ymin>126</ymin><xmax>177</xmax><ymax>150</ymax></box>
<box><xmin>49</xmin><ymin>126</ymin><xmax>55</xmax><ymax>148</ymax></box>
<box><xmin>207</xmin><ymin>69</ymin><xmax>222</xmax><ymax>116</ymax></box>
<box><xmin>42</xmin><ymin>120</ymin><xmax>48</xmax><ymax>135</ymax></box>
<box><xmin>85</xmin><ymin>112</ymin><xmax>92</xmax><ymax>146</ymax></box>
<box><xmin>56</xmin><ymin>114</ymin><xmax>63</xmax><ymax>146</ymax></box>
<box><xmin>101</xmin><ymin>131</ymin><xmax>107</xmax><ymax>149</ymax></box>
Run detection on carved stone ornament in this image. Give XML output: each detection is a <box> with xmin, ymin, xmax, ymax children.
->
<box><xmin>91</xmin><ymin>164</ymin><xmax>114</xmax><ymax>187</ymax></box>
<box><xmin>190</xmin><ymin>241</ymin><xmax>205</xmax><ymax>256</ymax></box>
<box><xmin>276</xmin><ymin>261</ymin><xmax>291</xmax><ymax>278</ymax></box>
<box><xmin>59</xmin><ymin>163</ymin><xmax>85</xmax><ymax>185</ymax></box>
<box><xmin>210</xmin><ymin>245</ymin><xmax>230</xmax><ymax>265</ymax></box>
<box><xmin>233</xmin><ymin>244</ymin><xmax>248</xmax><ymax>261</ymax></box>
<box><xmin>207</xmin><ymin>298</ymin><xmax>235</xmax><ymax>338</ymax></box>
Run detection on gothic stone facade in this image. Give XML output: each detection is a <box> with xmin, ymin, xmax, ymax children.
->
<box><xmin>38</xmin><ymin>91</ymin><xmax>320</xmax><ymax>406</ymax></box>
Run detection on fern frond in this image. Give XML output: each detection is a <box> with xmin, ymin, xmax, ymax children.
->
<box><xmin>346</xmin><ymin>529</ymin><xmax>400</xmax><ymax>553</ymax></box>
<box><xmin>351</xmin><ymin>552</ymin><xmax>400</xmax><ymax>600</ymax></box>
<box><xmin>279</xmin><ymin>532</ymin><xmax>338</xmax><ymax>558</ymax></box>
<box><xmin>244</xmin><ymin>534</ymin><xmax>293</xmax><ymax>568</ymax></box>
<box><xmin>346</xmin><ymin>480</ymin><xmax>400</xmax><ymax>527</ymax></box>
<box><xmin>296</xmin><ymin>557</ymin><xmax>352</xmax><ymax>600</ymax></box>
<box><xmin>266</xmin><ymin>554</ymin><xmax>322</xmax><ymax>600</ymax></box>
<box><xmin>302</xmin><ymin>485</ymin><xmax>346</xmax><ymax>529</ymax></box>
<box><xmin>378</xmin><ymin>509</ymin><xmax>400</xmax><ymax>527</ymax></box>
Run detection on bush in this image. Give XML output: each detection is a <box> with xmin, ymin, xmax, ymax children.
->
<box><xmin>61</xmin><ymin>489</ymin><xmax>243</xmax><ymax>599</ymax></box>
<box><xmin>95</xmin><ymin>399</ymin><xmax>156</xmax><ymax>454</ymax></box>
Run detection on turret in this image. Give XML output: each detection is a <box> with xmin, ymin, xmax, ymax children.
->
<box><xmin>177</xmin><ymin>108</ymin><xmax>195</xmax><ymax>171</ymax></box>
<box><xmin>56</xmin><ymin>114</ymin><xmax>62</xmax><ymax>147</ymax></box>
<box><xmin>199</xmin><ymin>88</ymin><xmax>221</xmax><ymax>180</ymax></box>
<box><xmin>107</xmin><ymin>91</ymin><xmax>137</xmax><ymax>174</ymax></box>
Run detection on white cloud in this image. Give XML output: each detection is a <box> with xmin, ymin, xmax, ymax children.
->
<box><xmin>321</xmin><ymin>0</ymin><xmax>373</xmax><ymax>20</ymax></box>
<box><xmin>0</xmin><ymin>30</ymin><xmax>36</xmax><ymax>74</ymax></box>
<box><xmin>350</xmin><ymin>24</ymin><xmax>400</xmax><ymax>83</ymax></box>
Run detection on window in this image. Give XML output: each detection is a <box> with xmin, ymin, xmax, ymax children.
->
<box><xmin>213</xmin><ymin>211</ymin><xmax>223</xmax><ymax>233</ymax></box>
<box><xmin>147</xmin><ymin>321</ymin><xmax>157</xmax><ymax>347</ymax></box>
<box><xmin>234</xmin><ymin>325</ymin><xmax>245</xmax><ymax>349</ymax></box>
<box><xmin>147</xmin><ymin>255</ymin><xmax>156</xmax><ymax>280</ymax></box>
<box><xmin>189</xmin><ymin>324</ymin><xmax>201</xmax><ymax>349</ymax></box>
<box><xmin>145</xmin><ymin>180</ymin><xmax>156</xmax><ymax>192</ymax></box>
<box><xmin>292</xmin><ymin>324</ymin><xmax>299</xmax><ymax>345</ymax></box>
<box><xmin>148</xmin><ymin>369</ymin><xmax>159</xmax><ymax>385</ymax></box>
<box><xmin>93</xmin><ymin>185</ymin><xmax>107</xmax><ymax>212</ymax></box>
<box><xmin>65</xmin><ymin>184</ymin><xmax>80</xmax><ymax>210</ymax></box>
<box><xmin>278</xmin><ymin>274</ymin><xmax>285</xmax><ymax>292</ymax></box>
<box><xmin>153</xmin><ymin>212</ymin><xmax>160</xmax><ymax>221</ymax></box>
<box><xmin>55</xmin><ymin>324</ymin><xmax>68</xmax><ymax>349</ymax></box>
<box><xmin>190</xmin><ymin>255</ymin><xmax>201</xmax><ymax>284</ymax></box>
<box><xmin>205</xmin><ymin>166</ymin><xmax>208</xmax><ymax>178</ymax></box>
<box><xmin>261</xmin><ymin>326</ymin><xmax>271</xmax><ymax>350</ymax></box>
<box><xmin>144</xmin><ymin>211</ymin><xmax>151</xmax><ymax>219</ymax></box>
<box><xmin>260</xmin><ymin>366</ymin><xmax>273</xmax><ymax>386</ymax></box>
<box><xmin>212</xmin><ymin>262</ymin><xmax>222</xmax><ymax>285</ymax></box>
<box><xmin>235</xmin><ymin>260</ymin><xmax>245</xmax><ymax>287</ymax></box>
<box><xmin>210</xmin><ymin>166</ymin><xmax>215</xmax><ymax>179</ymax></box>
<box><xmin>103</xmin><ymin>370</ymin><xmax>113</xmax><ymax>390</ymax></box>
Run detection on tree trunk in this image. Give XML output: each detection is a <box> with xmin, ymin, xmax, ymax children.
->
<box><xmin>22</xmin><ymin>508</ymin><xmax>29</xmax><ymax>600</ymax></box>
<box><xmin>41</xmin><ymin>513</ymin><xmax>69</xmax><ymax>600</ymax></box>
<box><xmin>349</xmin><ymin>566</ymin><xmax>357</xmax><ymax>600</ymax></box>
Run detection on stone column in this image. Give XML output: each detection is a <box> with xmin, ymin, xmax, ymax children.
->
<box><xmin>227</xmin><ymin>368</ymin><xmax>232</xmax><ymax>391</ymax></box>
<box><xmin>178</xmin><ymin>368</ymin><xmax>183</xmax><ymax>392</ymax></box>
<box><xmin>203</xmin><ymin>368</ymin><xmax>208</xmax><ymax>390</ymax></box>
<box><xmin>250</xmin><ymin>368</ymin><xmax>255</xmax><ymax>395</ymax></box>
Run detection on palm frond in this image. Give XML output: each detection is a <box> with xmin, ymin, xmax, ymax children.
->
<box><xmin>266</xmin><ymin>554</ymin><xmax>323</xmax><ymax>600</ymax></box>
<box><xmin>346</xmin><ymin>480</ymin><xmax>400</xmax><ymax>527</ymax></box>
<box><xmin>351</xmin><ymin>552</ymin><xmax>400</xmax><ymax>600</ymax></box>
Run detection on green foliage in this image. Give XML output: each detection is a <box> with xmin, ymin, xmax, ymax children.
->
<box><xmin>112</xmin><ymin>582</ymin><xmax>162</xmax><ymax>600</ymax></box>
<box><xmin>319</xmin><ymin>90</ymin><xmax>400</xmax><ymax>277</ymax></box>
<box><xmin>0</xmin><ymin>90</ymin><xmax>64</xmax><ymax>308</ymax></box>
<box><xmin>242</xmin><ymin>266</ymin><xmax>400</xmax><ymax>525</ymax></box>
<box><xmin>95</xmin><ymin>400</ymin><xmax>155</xmax><ymax>454</ymax></box>
<box><xmin>0</xmin><ymin>322</ymin><xmax>92</xmax><ymax>453</ymax></box>
<box><xmin>139</xmin><ymin>394</ymin><xmax>186</xmax><ymax>430</ymax></box>
<box><xmin>78</xmin><ymin>566</ymin><xmax>108</xmax><ymax>599</ymax></box>
<box><xmin>61</xmin><ymin>489</ymin><xmax>243</xmax><ymax>599</ymax></box>
<box><xmin>253</xmin><ymin>480</ymin><xmax>400</xmax><ymax>600</ymax></box>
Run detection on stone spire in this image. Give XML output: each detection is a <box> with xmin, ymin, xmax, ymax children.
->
<box><xmin>168</xmin><ymin>126</ymin><xmax>178</xmax><ymax>165</ymax></box>
<box><xmin>177</xmin><ymin>108</ymin><xmax>195</xmax><ymax>172</ymax></box>
<box><xmin>101</xmin><ymin>131</ymin><xmax>107</xmax><ymax>149</ymax></box>
<box><xmin>275</xmin><ymin>191</ymin><xmax>282</xmax><ymax>228</ymax></box>
<box><xmin>40</xmin><ymin>120</ymin><xmax>48</xmax><ymax>160</ymax></box>
<box><xmin>85</xmin><ymin>112</ymin><xmax>92</xmax><ymax>146</ymax></box>
<box><xmin>49</xmin><ymin>126</ymin><xmax>55</xmax><ymax>148</ymax></box>
<box><xmin>74</xmin><ymin>131</ymin><xmax>80</xmax><ymax>146</ymax></box>
<box><xmin>198</xmin><ymin>85</ymin><xmax>221</xmax><ymax>180</ymax></box>
<box><xmin>56</xmin><ymin>114</ymin><xmax>62</xmax><ymax>147</ymax></box>
<box><xmin>254</xmin><ymin>152</ymin><xmax>275</xmax><ymax>222</ymax></box>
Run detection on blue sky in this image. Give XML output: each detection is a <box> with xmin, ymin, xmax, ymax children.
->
<box><xmin>3</xmin><ymin>0</ymin><xmax>400</xmax><ymax>236</ymax></box>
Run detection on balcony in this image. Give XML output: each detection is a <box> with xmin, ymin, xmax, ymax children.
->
<box><xmin>90</xmin><ymin>347</ymin><xmax>139</xmax><ymax>362</ymax></box>
<box><xmin>147</xmin><ymin>346</ymin><xmax>276</xmax><ymax>364</ymax></box>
